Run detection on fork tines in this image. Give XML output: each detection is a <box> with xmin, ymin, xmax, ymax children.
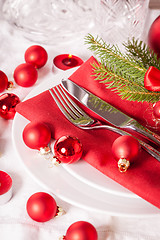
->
<box><xmin>49</xmin><ymin>84</ymin><xmax>88</xmax><ymax>121</ymax></box>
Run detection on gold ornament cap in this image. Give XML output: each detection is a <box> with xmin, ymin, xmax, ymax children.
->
<box><xmin>118</xmin><ymin>158</ymin><xmax>130</xmax><ymax>172</ymax></box>
<box><xmin>39</xmin><ymin>146</ymin><xmax>51</xmax><ymax>155</ymax></box>
<box><xmin>7</xmin><ymin>81</ymin><xmax>14</xmax><ymax>91</ymax></box>
<box><xmin>56</xmin><ymin>206</ymin><xmax>65</xmax><ymax>217</ymax></box>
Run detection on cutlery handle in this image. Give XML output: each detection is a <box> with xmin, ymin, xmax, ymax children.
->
<box><xmin>87</xmin><ymin>124</ymin><xmax>160</xmax><ymax>161</ymax></box>
<box><xmin>125</xmin><ymin>120</ymin><xmax>160</xmax><ymax>147</ymax></box>
<box><xmin>138</xmin><ymin>140</ymin><xmax>160</xmax><ymax>160</ymax></box>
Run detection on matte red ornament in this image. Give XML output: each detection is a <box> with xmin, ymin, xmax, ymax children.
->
<box><xmin>112</xmin><ymin>135</ymin><xmax>140</xmax><ymax>172</ymax></box>
<box><xmin>0</xmin><ymin>171</ymin><xmax>12</xmax><ymax>204</ymax></box>
<box><xmin>144</xmin><ymin>66</ymin><xmax>160</xmax><ymax>91</ymax></box>
<box><xmin>0</xmin><ymin>93</ymin><xmax>20</xmax><ymax>119</ymax></box>
<box><xmin>25</xmin><ymin>45</ymin><xmax>48</xmax><ymax>69</ymax></box>
<box><xmin>26</xmin><ymin>192</ymin><xmax>57</xmax><ymax>222</ymax></box>
<box><xmin>13</xmin><ymin>63</ymin><xmax>38</xmax><ymax>87</ymax></box>
<box><xmin>62</xmin><ymin>221</ymin><xmax>98</xmax><ymax>240</ymax></box>
<box><xmin>0</xmin><ymin>71</ymin><xmax>8</xmax><ymax>93</ymax></box>
<box><xmin>23</xmin><ymin>121</ymin><xmax>51</xmax><ymax>150</ymax></box>
<box><xmin>153</xmin><ymin>101</ymin><xmax>160</xmax><ymax>120</ymax></box>
<box><xmin>148</xmin><ymin>15</ymin><xmax>160</xmax><ymax>59</ymax></box>
<box><xmin>53</xmin><ymin>54</ymin><xmax>83</xmax><ymax>70</ymax></box>
<box><xmin>53</xmin><ymin>136</ymin><xmax>83</xmax><ymax>164</ymax></box>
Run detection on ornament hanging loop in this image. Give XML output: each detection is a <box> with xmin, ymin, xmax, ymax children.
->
<box><xmin>118</xmin><ymin>158</ymin><xmax>130</xmax><ymax>173</ymax></box>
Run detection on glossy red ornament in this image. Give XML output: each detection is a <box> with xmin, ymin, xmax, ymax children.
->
<box><xmin>25</xmin><ymin>45</ymin><xmax>48</xmax><ymax>69</ymax></box>
<box><xmin>144</xmin><ymin>66</ymin><xmax>160</xmax><ymax>91</ymax></box>
<box><xmin>0</xmin><ymin>93</ymin><xmax>20</xmax><ymax>119</ymax></box>
<box><xmin>54</xmin><ymin>136</ymin><xmax>83</xmax><ymax>164</ymax></box>
<box><xmin>112</xmin><ymin>135</ymin><xmax>140</xmax><ymax>172</ymax></box>
<box><xmin>13</xmin><ymin>63</ymin><xmax>38</xmax><ymax>87</ymax></box>
<box><xmin>62</xmin><ymin>221</ymin><xmax>98</xmax><ymax>240</ymax></box>
<box><xmin>0</xmin><ymin>70</ymin><xmax>8</xmax><ymax>93</ymax></box>
<box><xmin>153</xmin><ymin>101</ymin><xmax>160</xmax><ymax>120</ymax></box>
<box><xmin>23</xmin><ymin>122</ymin><xmax>51</xmax><ymax>150</ymax></box>
<box><xmin>148</xmin><ymin>15</ymin><xmax>160</xmax><ymax>59</ymax></box>
<box><xmin>26</xmin><ymin>192</ymin><xmax>57</xmax><ymax>222</ymax></box>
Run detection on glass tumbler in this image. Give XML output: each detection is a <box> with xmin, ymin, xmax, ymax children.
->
<box><xmin>94</xmin><ymin>0</ymin><xmax>149</xmax><ymax>46</ymax></box>
<box><xmin>2</xmin><ymin>0</ymin><xmax>94</xmax><ymax>44</ymax></box>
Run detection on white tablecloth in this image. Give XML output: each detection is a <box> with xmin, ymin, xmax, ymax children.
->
<box><xmin>0</xmin><ymin>8</ymin><xmax>160</xmax><ymax>240</ymax></box>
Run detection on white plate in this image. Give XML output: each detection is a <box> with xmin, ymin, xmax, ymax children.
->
<box><xmin>12</xmin><ymin>68</ymin><xmax>160</xmax><ymax>216</ymax></box>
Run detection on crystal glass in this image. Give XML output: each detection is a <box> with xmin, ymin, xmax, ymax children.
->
<box><xmin>94</xmin><ymin>0</ymin><xmax>149</xmax><ymax>46</ymax></box>
<box><xmin>2</xmin><ymin>0</ymin><xmax>94</xmax><ymax>44</ymax></box>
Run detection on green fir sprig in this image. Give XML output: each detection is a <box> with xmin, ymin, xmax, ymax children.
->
<box><xmin>84</xmin><ymin>34</ymin><xmax>160</xmax><ymax>103</ymax></box>
<box><xmin>124</xmin><ymin>38</ymin><xmax>160</xmax><ymax>70</ymax></box>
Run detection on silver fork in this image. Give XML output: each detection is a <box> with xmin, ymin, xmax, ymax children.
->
<box><xmin>49</xmin><ymin>84</ymin><xmax>160</xmax><ymax>161</ymax></box>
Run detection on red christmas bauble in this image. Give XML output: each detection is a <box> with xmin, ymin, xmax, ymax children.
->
<box><xmin>112</xmin><ymin>135</ymin><xmax>140</xmax><ymax>172</ymax></box>
<box><xmin>13</xmin><ymin>63</ymin><xmax>38</xmax><ymax>87</ymax></box>
<box><xmin>23</xmin><ymin>122</ymin><xmax>51</xmax><ymax>150</ymax></box>
<box><xmin>153</xmin><ymin>101</ymin><xmax>160</xmax><ymax>120</ymax></box>
<box><xmin>148</xmin><ymin>15</ymin><xmax>160</xmax><ymax>59</ymax></box>
<box><xmin>25</xmin><ymin>45</ymin><xmax>48</xmax><ymax>69</ymax></box>
<box><xmin>0</xmin><ymin>71</ymin><xmax>8</xmax><ymax>93</ymax></box>
<box><xmin>26</xmin><ymin>192</ymin><xmax>57</xmax><ymax>222</ymax></box>
<box><xmin>0</xmin><ymin>93</ymin><xmax>20</xmax><ymax>119</ymax></box>
<box><xmin>54</xmin><ymin>136</ymin><xmax>83</xmax><ymax>164</ymax></box>
<box><xmin>64</xmin><ymin>221</ymin><xmax>98</xmax><ymax>240</ymax></box>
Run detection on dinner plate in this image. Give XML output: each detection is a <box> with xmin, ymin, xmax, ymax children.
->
<box><xmin>12</xmin><ymin>68</ymin><xmax>160</xmax><ymax>216</ymax></box>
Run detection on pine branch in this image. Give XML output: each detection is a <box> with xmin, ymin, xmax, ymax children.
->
<box><xmin>85</xmin><ymin>34</ymin><xmax>160</xmax><ymax>103</ymax></box>
<box><xmin>84</xmin><ymin>34</ymin><xmax>146</xmax><ymax>72</ymax></box>
<box><xmin>124</xmin><ymin>38</ymin><xmax>160</xmax><ymax>70</ymax></box>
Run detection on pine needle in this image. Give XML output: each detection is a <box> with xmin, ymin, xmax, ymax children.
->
<box><xmin>85</xmin><ymin>34</ymin><xmax>160</xmax><ymax>103</ymax></box>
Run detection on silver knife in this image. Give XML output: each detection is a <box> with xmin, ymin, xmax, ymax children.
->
<box><xmin>61</xmin><ymin>79</ymin><xmax>160</xmax><ymax>147</ymax></box>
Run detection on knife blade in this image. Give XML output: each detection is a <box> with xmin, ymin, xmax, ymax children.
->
<box><xmin>61</xmin><ymin>79</ymin><xmax>160</xmax><ymax>147</ymax></box>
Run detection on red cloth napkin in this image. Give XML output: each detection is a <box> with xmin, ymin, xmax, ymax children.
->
<box><xmin>16</xmin><ymin>56</ymin><xmax>160</xmax><ymax>209</ymax></box>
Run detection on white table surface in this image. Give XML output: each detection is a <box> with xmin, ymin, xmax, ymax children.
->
<box><xmin>0</xmin><ymin>7</ymin><xmax>160</xmax><ymax>240</ymax></box>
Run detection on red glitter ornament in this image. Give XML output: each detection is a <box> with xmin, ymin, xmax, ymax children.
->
<box><xmin>53</xmin><ymin>136</ymin><xmax>83</xmax><ymax>164</ymax></box>
<box><xmin>153</xmin><ymin>101</ymin><xmax>160</xmax><ymax>120</ymax></box>
<box><xmin>0</xmin><ymin>70</ymin><xmax>8</xmax><ymax>93</ymax></box>
<box><xmin>25</xmin><ymin>45</ymin><xmax>48</xmax><ymax>69</ymax></box>
<box><xmin>112</xmin><ymin>135</ymin><xmax>140</xmax><ymax>172</ymax></box>
<box><xmin>0</xmin><ymin>93</ymin><xmax>20</xmax><ymax>119</ymax></box>
<box><xmin>13</xmin><ymin>63</ymin><xmax>38</xmax><ymax>87</ymax></box>
<box><xmin>26</xmin><ymin>192</ymin><xmax>58</xmax><ymax>222</ymax></box>
<box><xmin>62</xmin><ymin>221</ymin><xmax>98</xmax><ymax>240</ymax></box>
<box><xmin>148</xmin><ymin>15</ymin><xmax>160</xmax><ymax>59</ymax></box>
<box><xmin>22</xmin><ymin>122</ymin><xmax>51</xmax><ymax>150</ymax></box>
